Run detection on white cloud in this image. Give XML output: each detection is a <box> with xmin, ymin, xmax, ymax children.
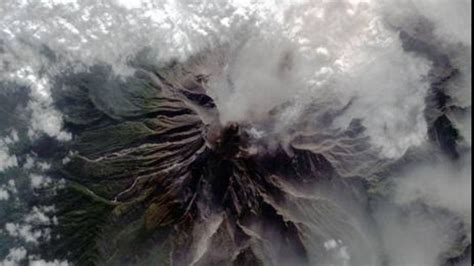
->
<box><xmin>323</xmin><ymin>239</ymin><xmax>351</xmax><ymax>266</ymax></box>
<box><xmin>16</xmin><ymin>67</ymin><xmax>71</xmax><ymax>141</ymax></box>
<box><xmin>1</xmin><ymin>247</ymin><xmax>27</xmax><ymax>266</ymax></box>
<box><xmin>0</xmin><ymin>139</ymin><xmax>18</xmax><ymax>172</ymax></box>
<box><xmin>0</xmin><ymin>149</ymin><xmax>17</xmax><ymax>172</ymax></box>
<box><xmin>0</xmin><ymin>180</ymin><xmax>17</xmax><ymax>201</ymax></box>
<box><xmin>4</xmin><ymin>205</ymin><xmax>55</xmax><ymax>247</ymax></box>
<box><xmin>29</xmin><ymin>260</ymin><xmax>69</xmax><ymax>266</ymax></box>
<box><xmin>7</xmin><ymin>180</ymin><xmax>17</xmax><ymax>194</ymax></box>
<box><xmin>207</xmin><ymin>0</ymin><xmax>431</xmax><ymax>159</ymax></box>
<box><xmin>30</xmin><ymin>174</ymin><xmax>52</xmax><ymax>189</ymax></box>
<box><xmin>394</xmin><ymin>154</ymin><xmax>472</xmax><ymax>234</ymax></box>
<box><xmin>373</xmin><ymin>155</ymin><xmax>471</xmax><ymax>266</ymax></box>
<box><xmin>381</xmin><ymin>0</ymin><xmax>471</xmax><ymax>46</ymax></box>
<box><xmin>0</xmin><ymin>188</ymin><xmax>9</xmax><ymax>200</ymax></box>
<box><xmin>28</xmin><ymin>101</ymin><xmax>71</xmax><ymax>141</ymax></box>
<box><xmin>5</xmin><ymin>223</ymin><xmax>42</xmax><ymax>244</ymax></box>
<box><xmin>23</xmin><ymin>156</ymin><xmax>35</xmax><ymax>170</ymax></box>
<box><xmin>0</xmin><ymin>247</ymin><xmax>69</xmax><ymax>266</ymax></box>
<box><xmin>375</xmin><ymin>204</ymin><xmax>459</xmax><ymax>266</ymax></box>
<box><xmin>25</xmin><ymin>206</ymin><xmax>55</xmax><ymax>225</ymax></box>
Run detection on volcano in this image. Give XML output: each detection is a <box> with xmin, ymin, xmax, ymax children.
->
<box><xmin>39</xmin><ymin>63</ymin><xmax>383</xmax><ymax>266</ymax></box>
